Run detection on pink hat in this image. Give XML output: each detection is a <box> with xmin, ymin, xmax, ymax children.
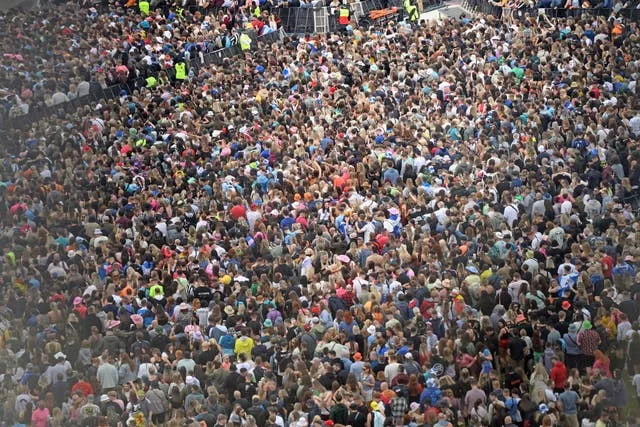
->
<box><xmin>73</xmin><ymin>296</ymin><xmax>82</xmax><ymax>306</ymax></box>
<box><xmin>130</xmin><ymin>314</ymin><xmax>143</xmax><ymax>326</ymax></box>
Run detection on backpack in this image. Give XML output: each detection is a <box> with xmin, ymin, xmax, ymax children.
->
<box><xmin>145</xmin><ymin>388</ymin><xmax>169</xmax><ymax>415</ymax></box>
<box><xmin>150</xmin><ymin>228</ymin><xmax>165</xmax><ymax>246</ymax></box>
<box><xmin>275</xmin><ymin>351</ymin><xmax>292</xmax><ymax>374</ymax></box>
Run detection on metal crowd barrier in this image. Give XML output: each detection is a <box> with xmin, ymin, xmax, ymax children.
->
<box><xmin>273</xmin><ymin>0</ymin><xmax>442</xmax><ymax>34</ymax></box>
<box><xmin>0</xmin><ymin>29</ymin><xmax>283</xmax><ymax>131</ymax></box>
<box><xmin>463</xmin><ymin>0</ymin><xmax>640</xmax><ymax>21</ymax></box>
<box><xmin>527</xmin><ymin>7</ymin><xmax>640</xmax><ymax>20</ymax></box>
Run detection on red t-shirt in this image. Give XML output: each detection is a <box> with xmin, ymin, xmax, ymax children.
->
<box><xmin>230</xmin><ymin>205</ymin><xmax>247</xmax><ymax>220</ymax></box>
<box><xmin>550</xmin><ymin>362</ymin><xmax>568</xmax><ymax>389</ymax></box>
<box><xmin>71</xmin><ymin>380</ymin><xmax>94</xmax><ymax>397</ymax></box>
<box><xmin>73</xmin><ymin>304</ymin><xmax>87</xmax><ymax>319</ymax></box>
<box><xmin>601</xmin><ymin>255</ymin><xmax>613</xmax><ymax>278</ymax></box>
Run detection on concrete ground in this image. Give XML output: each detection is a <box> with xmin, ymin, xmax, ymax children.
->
<box><xmin>420</xmin><ymin>1</ymin><xmax>470</xmax><ymax>21</ymax></box>
<box><xmin>0</xmin><ymin>0</ymin><xmax>40</xmax><ymax>11</ymax></box>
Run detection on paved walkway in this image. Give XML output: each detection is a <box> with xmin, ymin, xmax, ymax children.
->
<box><xmin>420</xmin><ymin>1</ymin><xmax>470</xmax><ymax>21</ymax></box>
<box><xmin>0</xmin><ymin>0</ymin><xmax>39</xmax><ymax>11</ymax></box>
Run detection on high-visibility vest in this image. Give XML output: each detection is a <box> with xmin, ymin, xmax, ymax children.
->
<box><xmin>254</xmin><ymin>5</ymin><xmax>261</xmax><ymax>17</ymax></box>
<box><xmin>175</xmin><ymin>62</ymin><xmax>186</xmax><ymax>80</ymax></box>
<box><xmin>176</xmin><ymin>7</ymin><xmax>184</xmax><ymax>17</ymax></box>
<box><xmin>239</xmin><ymin>33</ymin><xmax>252</xmax><ymax>51</ymax></box>
<box><xmin>139</xmin><ymin>0</ymin><xmax>150</xmax><ymax>15</ymax></box>
<box><xmin>339</xmin><ymin>8</ymin><xmax>349</xmax><ymax>25</ymax></box>
<box><xmin>149</xmin><ymin>284</ymin><xmax>164</xmax><ymax>298</ymax></box>
<box><xmin>146</xmin><ymin>76</ymin><xmax>156</xmax><ymax>88</ymax></box>
<box><xmin>404</xmin><ymin>0</ymin><xmax>418</xmax><ymax>21</ymax></box>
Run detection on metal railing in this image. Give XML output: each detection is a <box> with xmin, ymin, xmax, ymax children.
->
<box><xmin>273</xmin><ymin>0</ymin><xmax>443</xmax><ymax>33</ymax></box>
<box><xmin>0</xmin><ymin>28</ymin><xmax>283</xmax><ymax>131</ymax></box>
<box><xmin>463</xmin><ymin>0</ymin><xmax>640</xmax><ymax>20</ymax></box>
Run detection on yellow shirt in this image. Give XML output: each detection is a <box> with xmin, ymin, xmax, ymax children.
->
<box><xmin>234</xmin><ymin>336</ymin><xmax>255</xmax><ymax>358</ymax></box>
<box><xmin>149</xmin><ymin>284</ymin><xmax>164</xmax><ymax>298</ymax></box>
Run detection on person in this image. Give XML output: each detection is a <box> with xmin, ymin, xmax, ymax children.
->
<box><xmin>563</xmin><ymin>323</ymin><xmax>583</xmax><ymax>372</ymax></box>
<box><xmin>330</xmin><ymin>394</ymin><xmax>348</xmax><ymax>425</ymax></box>
<box><xmin>31</xmin><ymin>401</ymin><xmax>50</xmax><ymax>427</ymax></box>
<box><xmin>96</xmin><ymin>356</ymin><xmax>119</xmax><ymax>393</ymax></box>
<box><xmin>592</xmin><ymin>350</ymin><xmax>612</xmax><ymax>378</ymax></box>
<box><xmin>44</xmin><ymin>353</ymin><xmax>72</xmax><ymax>385</ymax></box>
<box><xmin>558</xmin><ymin>382</ymin><xmax>580</xmax><ymax>427</ymax></box>
<box><xmin>550</xmin><ymin>356</ymin><xmax>568</xmax><ymax>393</ymax></box>
<box><xmin>633</xmin><ymin>368</ymin><xmax>640</xmax><ymax>405</ymax></box>
<box><xmin>577</xmin><ymin>321</ymin><xmax>601</xmax><ymax>370</ymax></box>
<box><xmin>464</xmin><ymin>378</ymin><xmax>487</xmax><ymax>417</ymax></box>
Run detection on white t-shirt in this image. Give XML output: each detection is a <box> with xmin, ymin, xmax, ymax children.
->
<box><xmin>504</xmin><ymin>204</ymin><xmax>519</xmax><ymax>228</ymax></box>
<box><xmin>633</xmin><ymin>373</ymin><xmax>640</xmax><ymax>397</ymax></box>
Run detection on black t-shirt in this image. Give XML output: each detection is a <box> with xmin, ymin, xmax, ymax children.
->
<box><xmin>247</xmin><ymin>320</ymin><xmax>262</xmax><ymax>336</ymax></box>
<box><xmin>372</xmin><ymin>360</ymin><xmax>386</xmax><ymax>376</ymax></box>
<box><xmin>150</xmin><ymin>333</ymin><xmax>170</xmax><ymax>351</ymax></box>
<box><xmin>253</xmin><ymin>265</ymin><xmax>272</xmax><ymax>278</ymax></box>
<box><xmin>347</xmin><ymin>408</ymin><xmax>367</xmax><ymax>427</ymax></box>
<box><xmin>196</xmin><ymin>348</ymin><xmax>219</xmax><ymax>365</ymax></box>
<box><xmin>192</xmin><ymin>286</ymin><xmax>213</xmax><ymax>303</ymax></box>
<box><xmin>508</xmin><ymin>336</ymin><xmax>527</xmax><ymax>361</ymax></box>
<box><xmin>620</xmin><ymin>299</ymin><xmax>639</xmax><ymax>323</ymax></box>
<box><xmin>247</xmin><ymin>405</ymin><xmax>268</xmax><ymax>427</ymax></box>
<box><xmin>102</xmin><ymin>400</ymin><xmax>123</xmax><ymax>417</ymax></box>
<box><xmin>504</xmin><ymin>370</ymin><xmax>523</xmax><ymax>390</ymax></box>
<box><xmin>252</xmin><ymin>343</ymin><xmax>270</xmax><ymax>361</ymax></box>
<box><xmin>274</xmin><ymin>263</ymin><xmax>293</xmax><ymax>278</ymax></box>
<box><xmin>196</xmin><ymin>412</ymin><xmax>217</xmax><ymax>427</ymax></box>
<box><xmin>483</xmin><ymin>333</ymin><xmax>500</xmax><ymax>355</ymax></box>
<box><xmin>286</xmin><ymin>326</ymin><xmax>302</xmax><ymax>342</ymax></box>
<box><xmin>319</xmin><ymin>372</ymin><xmax>337</xmax><ymax>390</ymax></box>
<box><xmin>555</xmin><ymin>320</ymin><xmax>569</xmax><ymax>336</ymax></box>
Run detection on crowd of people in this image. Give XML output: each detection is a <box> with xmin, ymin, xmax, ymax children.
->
<box><xmin>0</xmin><ymin>0</ymin><xmax>282</xmax><ymax>119</ymax></box>
<box><xmin>1</xmin><ymin>1</ymin><xmax>640</xmax><ymax>427</ymax></box>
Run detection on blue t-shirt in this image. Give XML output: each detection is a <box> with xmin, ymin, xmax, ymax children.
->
<box><xmin>559</xmin><ymin>390</ymin><xmax>579</xmax><ymax>414</ymax></box>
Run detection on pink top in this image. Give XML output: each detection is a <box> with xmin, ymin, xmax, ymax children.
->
<box><xmin>592</xmin><ymin>359</ymin><xmax>612</xmax><ymax>378</ymax></box>
<box><xmin>32</xmin><ymin>407</ymin><xmax>50</xmax><ymax>427</ymax></box>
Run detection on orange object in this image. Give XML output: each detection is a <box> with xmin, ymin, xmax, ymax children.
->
<box><xmin>369</xmin><ymin>7</ymin><xmax>398</xmax><ymax>20</ymax></box>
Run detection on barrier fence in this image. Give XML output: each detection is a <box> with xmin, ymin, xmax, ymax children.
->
<box><xmin>273</xmin><ymin>0</ymin><xmax>443</xmax><ymax>34</ymax></box>
<box><xmin>463</xmin><ymin>0</ymin><xmax>640</xmax><ymax>20</ymax></box>
<box><xmin>0</xmin><ymin>28</ymin><xmax>283</xmax><ymax>131</ymax></box>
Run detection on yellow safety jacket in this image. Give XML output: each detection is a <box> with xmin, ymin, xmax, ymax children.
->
<box><xmin>139</xmin><ymin>0</ymin><xmax>150</xmax><ymax>15</ymax></box>
<box><xmin>339</xmin><ymin>8</ymin><xmax>350</xmax><ymax>25</ymax></box>
<box><xmin>175</xmin><ymin>62</ymin><xmax>186</xmax><ymax>80</ymax></box>
<box><xmin>239</xmin><ymin>33</ymin><xmax>252</xmax><ymax>51</ymax></box>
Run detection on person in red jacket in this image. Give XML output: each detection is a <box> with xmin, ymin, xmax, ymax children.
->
<box><xmin>550</xmin><ymin>356</ymin><xmax>568</xmax><ymax>393</ymax></box>
<box><xmin>70</xmin><ymin>373</ymin><xmax>94</xmax><ymax>397</ymax></box>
